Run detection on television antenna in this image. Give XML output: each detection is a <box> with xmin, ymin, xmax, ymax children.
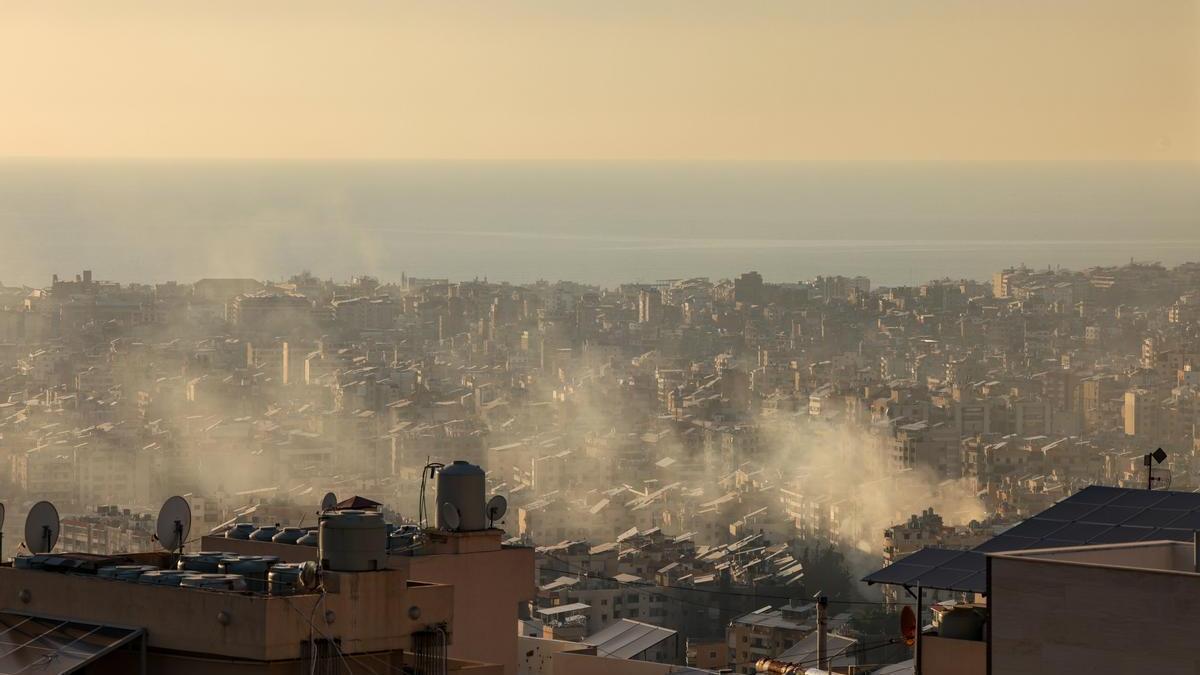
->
<box><xmin>486</xmin><ymin>495</ymin><xmax>508</xmax><ymax>528</ymax></box>
<box><xmin>156</xmin><ymin>496</ymin><xmax>192</xmax><ymax>557</ymax></box>
<box><xmin>1144</xmin><ymin>448</ymin><xmax>1168</xmax><ymax>490</ymax></box>
<box><xmin>24</xmin><ymin>501</ymin><xmax>60</xmax><ymax>554</ymax></box>
<box><xmin>320</xmin><ymin>492</ymin><xmax>338</xmax><ymax>513</ymax></box>
<box><xmin>439</xmin><ymin>502</ymin><xmax>461</xmax><ymax>532</ymax></box>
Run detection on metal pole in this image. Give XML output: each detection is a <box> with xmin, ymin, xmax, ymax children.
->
<box><xmin>914</xmin><ymin>585</ymin><xmax>923</xmax><ymax>675</ymax></box>
<box><xmin>817</xmin><ymin>595</ymin><xmax>829</xmax><ymax>671</ymax></box>
<box><xmin>1193</xmin><ymin>531</ymin><xmax>1199</xmax><ymax>573</ymax></box>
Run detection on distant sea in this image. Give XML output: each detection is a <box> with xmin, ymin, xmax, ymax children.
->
<box><xmin>0</xmin><ymin>161</ymin><xmax>1197</xmax><ymax>288</ymax></box>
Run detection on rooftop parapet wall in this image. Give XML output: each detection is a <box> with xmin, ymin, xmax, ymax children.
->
<box><xmin>0</xmin><ymin>565</ymin><xmax>452</xmax><ymax>661</ymax></box>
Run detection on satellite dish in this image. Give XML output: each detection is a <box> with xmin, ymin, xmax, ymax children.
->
<box><xmin>486</xmin><ymin>495</ymin><xmax>508</xmax><ymax>525</ymax></box>
<box><xmin>439</xmin><ymin>502</ymin><xmax>461</xmax><ymax>531</ymax></box>
<box><xmin>320</xmin><ymin>492</ymin><xmax>338</xmax><ymax>512</ymax></box>
<box><xmin>24</xmin><ymin>501</ymin><xmax>60</xmax><ymax>554</ymax></box>
<box><xmin>900</xmin><ymin>606</ymin><xmax>917</xmax><ymax>646</ymax></box>
<box><xmin>298</xmin><ymin>560</ymin><xmax>320</xmax><ymax>591</ymax></box>
<box><xmin>156</xmin><ymin>496</ymin><xmax>192</xmax><ymax>552</ymax></box>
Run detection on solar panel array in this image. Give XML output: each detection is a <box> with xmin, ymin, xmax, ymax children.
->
<box><xmin>863</xmin><ymin>485</ymin><xmax>1200</xmax><ymax>593</ymax></box>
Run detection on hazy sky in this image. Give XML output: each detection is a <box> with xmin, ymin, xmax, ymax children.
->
<box><xmin>1</xmin><ymin>1</ymin><xmax>1197</xmax><ymax>161</ymax></box>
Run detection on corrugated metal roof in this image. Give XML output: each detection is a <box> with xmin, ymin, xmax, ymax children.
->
<box><xmin>583</xmin><ymin>619</ymin><xmax>676</xmax><ymax>660</ymax></box>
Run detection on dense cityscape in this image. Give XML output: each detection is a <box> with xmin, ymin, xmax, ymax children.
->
<box><xmin>2</xmin><ymin>259</ymin><xmax>1199</xmax><ymax>673</ymax></box>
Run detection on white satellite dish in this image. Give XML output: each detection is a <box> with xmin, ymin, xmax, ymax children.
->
<box><xmin>24</xmin><ymin>501</ymin><xmax>60</xmax><ymax>554</ymax></box>
<box><xmin>486</xmin><ymin>495</ymin><xmax>508</xmax><ymax>526</ymax></box>
<box><xmin>439</xmin><ymin>502</ymin><xmax>461</xmax><ymax>531</ymax></box>
<box><xmin>320</xmin><ymin>492</ymin><xmax>338</xmax><ymax>512</ymax></box>
<box><xmin>156</xmin><ymin>496</ymin><xmax>192</xmax><ymax>553</ymax></box>
<box><xmin>298</xmin><ymin>560</ymin><xmax>320</xmax><ymax>591</ymax></box>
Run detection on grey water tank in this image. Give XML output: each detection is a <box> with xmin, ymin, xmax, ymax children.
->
<box><xmin>268</xmin><ymin>563</ymin><xmax>303</xmax><ymax>595</ymax></box>
<box><xmin>272</xmin><ymin>527</ymin><xmax>307</xmax><ymax>545</ymax></box>
<box><xmin>225</xmin><ymin>523</ymin><xmax>256</xmax><ymax>540</ymax></box>
<box><xmin>219</xmin><ymin>555</ymin><xmax>280</xmax><ymax>593</ymax></box>
<box><xmin>180</xmin><ymin>573</ymin><xmax>247</xmax><ymax>591</ymax></box>
<box><xmin>318</xmin><ymin>510</ymin><xmax>387</xmax><ymax>572</ymax></box>
<box><xmin>296</xmin><ymin>528</ymin><xmax>319</xmax><ymax>547</ymax></box>
<box><xmin>437</xmin><ymin>460</ymin><xmax>487</xmax><ymax>531</ymax></box>
<box><xmin>178</xmin><ymin>551</ymin><xmax>231</xmax><ymax>573</ymax></box>
<box><xmin>138</xmin><ymin>570</ymin><xmax>189</xmax><ymax>586</ymax></box>
<box><xmin>250</xmin><ymin>525</ymin><xmax>280</xmax><ymax>542</ymax></box>
<box><xmin>98</xmin><ymin>565</ymin><xmax>158</xmax><ymax>581</ymax></box>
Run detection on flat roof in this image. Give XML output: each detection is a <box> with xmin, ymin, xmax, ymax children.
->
<box><xmin>536</xmin><ymin>603</ymin><xmax>591</xmax><ymax>616</ymax></box>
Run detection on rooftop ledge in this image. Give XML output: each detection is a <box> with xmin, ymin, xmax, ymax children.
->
<box><xmin>989</xmin><ymin>539</ymin><xmax>1200</xmax><ymax>576</ymax></box>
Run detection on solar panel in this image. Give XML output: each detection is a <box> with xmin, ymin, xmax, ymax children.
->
<box><xmin>1086</xmin><ymin>525</ymin><xmax>1152</xmax><ymax>544</ymax></box>
<box><xmin>1036</xmin><ymin>501</ymin><xmax>1099</xmax><ymax>522</ymax></box>
<box><xmin>863</xmin><ymin>485</ymin><xmax>1200</xmax><ymax>594</ymax></box>
<box><xmin>1044</xmin><ymin>522</ymin><xmax>1111</xmax><ymax>543</ymax></box>
<box><xmin>862</xmin><ymin>549</ymin><xmax>986</xmax><ymax>592</ymax></box>
<box><xmin>1063</xmin><ymin>485</ymin><xmax>1127</xmax><ymax>505</ymax></box>
<box><xmin>1148</xmin><ymin>493</ymin><xmax>1200</xmax><ymax>510</ymax></box>
<box><xmin>1079</xmin><ymin>505</ymin><xmax>1142</xmax><ymax>526</ymax></box>
<box><xmin>1107</xmin><ymin>491</ymin><xmax>1169</xmax><ymax>509</ymax></box>
<box><xmin>1165</xmin><ymin>510</ymin><xmax>1200</xmax><ymax>530</ymax></box>
<box><xmin>1140</xmin><ymin>528</ymin><xmax>1193</xmax><ymax>543</ymax></box>
<box><xmin>972</xmin><ymin>535</ymin><xmax>1041</xmax><ymax>553</ymax></box>
<box><xmin>999</xmin><ymin>518</ymin><xmax>1066</xmax><ymax>539</ymax></box>
<box><xmin>1122</xmin><ymin>508</ymin><xmax>1188</xmax><ymax>528</ymax></box>
<box><xmin>0</xmin><ymin>612</ymin><xmax>143</xmax><ymax>675</ymax></box>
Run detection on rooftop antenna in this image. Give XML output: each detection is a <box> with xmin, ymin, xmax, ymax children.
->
<box><xmin>156</xmin><ymin>496</ymin><xmax>192</xmax><ymax>559</ymax></box>
<box><xmin>486</xmin><ymin>495</ymin><xmax>508</xmax><ymax>528</ymax></box>
<box><xmin>1145</xmin><ymin>448</ymin><xmax>1168</xmax><ymax>490</ymax></box>
<box><xmin>320</xmin><ymin>491</ymin><xmax>338</xmax><ymax>513</ymax></box>
<box><xmin>0</xmin><ymin>502</ymin><xmax>6</xmax><ymax>562</ymax></box>
<box><xmin>24</xmin><ymin>501</ymin><xmax>60</xmax><ymax>555</ymax></box>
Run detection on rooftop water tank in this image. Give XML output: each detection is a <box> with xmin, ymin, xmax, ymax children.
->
<box><xmin>250</xmin><ymin>525</ymin><xmax>280</xmax><ymax>542</ymax></box>
<box><xmin>268</xmin><ymin>563</ymin><xmax>303</xmax><ymax>595</ymax></box>
<box><xmin>318</xmin><ymin>510</ymin><xmax>387</xmax><ymax>572</ymax></box>
<box><xmin>138</xmin><ymin>570</ymin><xmax>189</xmax><ymax>586</ymax></box>
<box><xmin>437</xmin><ymin>460</ymin><xmax>487</xmax><ymax>532</ymax></box>
<box><xmin>225</xmin><ymin>523</ymin><xmax>256</xmax><ymax>540</ymax></box>
<box><xmin>180</xmin><ymin>573</ymin><xmax>247</xmax><ymax>592</ymax></box>
<box><xmin>178</xmin><ymin>551</ymin><xmax>231</xmax><ymax>573</ymax></box>
<box><xmin>219</xmin><ymin>555</ymin><xmax>280</xmax><ymax>592</ymax></box>
<box><xmin>98</xmin><ymin>565</ymin><xmax>157</xmax><ymax>581</ymax></box>
<box><xmin>272</xmin><ymin>527</ymin><xmax>307</xmax><ymax>545</ymax></box>
<box><xmin>296</xmin><ymin>529</ymin><xmax>319</xmax><ymax>547</ymax></box>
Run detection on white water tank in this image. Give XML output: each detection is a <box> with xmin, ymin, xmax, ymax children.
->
<box><xmin>437</xmin><ymin>460</ymin><xmax>487</xmax><ymax>531</ymax></box>
<box><xmin>319</xmin><ymin>510</ymin><xmax>387</xmax><ymax>572</ymax></box>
